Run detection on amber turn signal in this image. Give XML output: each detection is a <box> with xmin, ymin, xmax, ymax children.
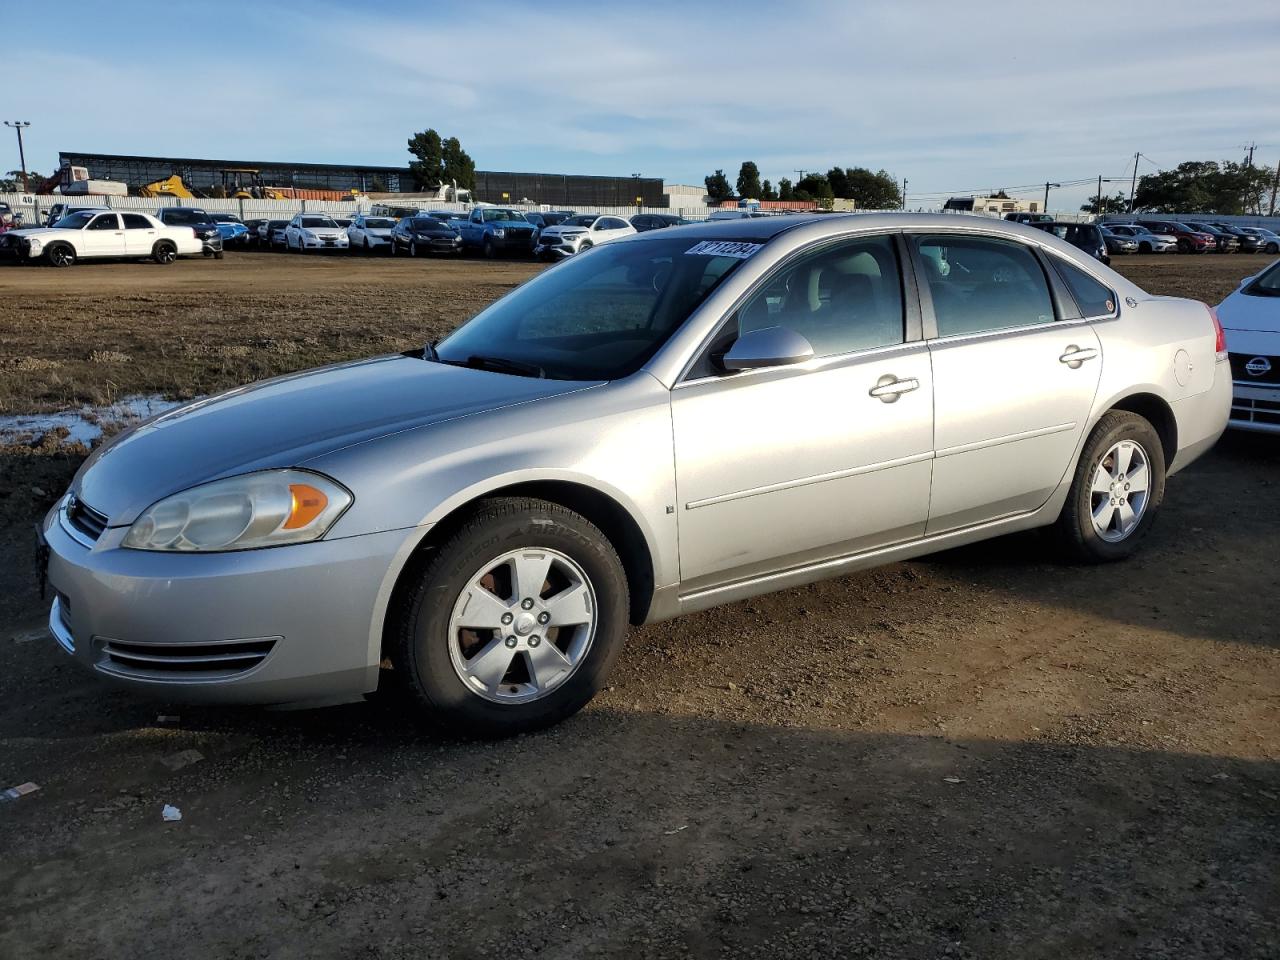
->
<box><xmin>284</xmin><ymin>483</ymin><xmax>329</xmax><ymax>530</ymax></box>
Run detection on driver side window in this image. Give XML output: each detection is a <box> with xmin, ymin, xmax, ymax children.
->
<box><xmin>733</xmin><ymin>234</ymin><xmax>905</xmax><ymax>358</ymax></box>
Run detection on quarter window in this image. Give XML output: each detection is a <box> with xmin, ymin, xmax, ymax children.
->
<box><xmin>914</xmin><ymin>235</ymin><xmax>1055</xmax><ymax>337</ymax></box>
<box><xmin>734</xmin><ymin>235</ymin><xmax>905</xmax><ymax>358</ymax></box>
<box><xmin>1053</xmin><ymin>257</ymin><xmax>1116</xmax><ymax>317</ymax></box>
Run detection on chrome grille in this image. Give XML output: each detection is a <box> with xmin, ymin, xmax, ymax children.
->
<box><xmin>98</xmin><ymin>637</ymin><xmax>279</xmax><ymax>680</ymax></box>
<box><xmin>66</xmin><ymin>498</ymin><xmax>108</xmax><ymax>542</ymax></box>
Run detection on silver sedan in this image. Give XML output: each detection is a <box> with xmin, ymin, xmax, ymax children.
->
<box><xmin>41</xmin><ymin>215</ymin><xmax>1231</xmax><ymax>735</ymax></box>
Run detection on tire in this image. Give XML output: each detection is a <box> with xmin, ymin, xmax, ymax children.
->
<box><xmin>1268</xmin><ymin>243</ymin><xmax>1279</xmax><ymax>255</ymax></box>
<box><xmin>213</xmin><ymin>250</ymin><xmax>224</xmax><ymax>260</ymax></box>
<box><xmin>410</xmin><ymin>241</ymin><xmax>418</xmax><ymax>257</ymax></box>
<box><xmin>483</xmin><ymin>238</ymin><xmax>496</xmax><ymax>259</ymax></box>
<box><xmin>1177</xmin><ymin>239</ymin><xmax>1190</xmax><ymax>254</ymax></box>
<box><xmin>45</xmin><ymin>243</ymin><xmax>75</xmax><ymax>268</ymax></box>
<box><xmin>389</xmin><ymin>497</ymin><xmax>629</xmax><ymax>737</ymax></box>
<box><xmin>1139</xmin><ymin>242</ymin><xmax>1152</xmax><ymax>254</ymax></box>
<box><xmin>1051</xmin><ymin>410</ymin><xmax>1166</xmax><ymax>563</ymax></box>
<box><xmin>363</xmin><ymin>239</ymin><xmax>371</xmax><ymax>256</ymax></box>
<box><xmin>390</xmin><ymin>239</ymin><xmax>398</xmax><ymax>257</ymax></box>
<box><xmin>578</xmin><ymin>240</ymin><xmax>593</xmax><ymax>252</ymax></box>
<box><xmin>152</xmin><ymin>240</ymin><xmax>177</xmax><ymax>265</ymax></box>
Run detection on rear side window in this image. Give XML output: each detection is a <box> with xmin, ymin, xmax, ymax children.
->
<box><xmin>1052</xmin><ymin>257</ymin><xmax>1116</xmax><ymax>318</ymax></box>
<box><xmin>122</xmin><ymin>214</ymin><xmax>152</xmax><ymax>229</ymax></box>
<box><xmin>914</xmin><ymin>235</ymin><xmax>1055</xmax><ymax>337</ymax></box>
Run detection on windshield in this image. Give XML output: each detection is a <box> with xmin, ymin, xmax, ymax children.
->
<box><xmin>481</xmin><ymin>209</ymin><xmax>526</xmax><ymax>223</ymax></box>
<box><xmin>562</xmin><ymin>215</ymin><xmax>598</xmax><ymax>227</ymax></box>
<box><xmin>52</xmin><ymin>211</ymin><xmax>99</xmax><ymax>229</ymax></box>
<box><xmin>410</xmin><ymin>218</ymin><xmax>444</xmax><ymax>230</ymax></box>
<box><xmin>435</xmin><ymin>235</ymin><xmax>750</xmax><ymax>380</ymax></box>
<box><xmin>364</xmin><ymin>218</ymin><xmax>395</xmax><ymax>228</ymax></box>
<box><xmin>212</xmin><ymin>214</ymin><xmax>241</xmax><ymax>223</ymax></box>
<box><xmin>300</xmin><ymin>216</ymin><xmax>338</xmax><ymax>228</ymax></box>
<box><xmin>1245</xmin><ymin>261</ymin><xmax>1280</xmax><ymax>297</ymax></box>
<box><xmin>162</xmin><ymin>210</ymin><xmax>213</xmax><ymax>225</ymax></box>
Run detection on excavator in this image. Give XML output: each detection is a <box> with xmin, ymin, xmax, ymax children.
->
<box><xmin>138</xmin><ymin>174</ymin><xmax>200</xmax><ymax>199</ymax></box>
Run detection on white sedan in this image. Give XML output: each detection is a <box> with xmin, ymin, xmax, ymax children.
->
<box><xmin>535</xmin><ymin>214</ymin><xmax>636</xmax><ymax>258</ymax></box>
<box><xmin>1217</xmin><ymin>258</ymin><xmax>1280</xmax><ymax>433</ymax></box>
<box><xmin>0</xmin><ymin>210</ymin><xmax>203</xmax><ymax>266</ymax></box>
<box><xmin>285</xmin><ymin>214</ymin><xmax>350</xmax><ymax>253</ymax></box>
<box><xmin>346</xmin><ymin>214</ymin><xmax>397</xmax><ymax>254</ymax></box>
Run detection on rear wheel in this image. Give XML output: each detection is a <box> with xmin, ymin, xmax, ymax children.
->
<box><xmin>1051</xmin><ymin>410</ymin><xmax>1165</xmax><ymax>563</ymax></box>
<box><xmin>45</xmin><ymin>243</ymin><xmax>75</xmax><ymax>267</ymax></box>
<box><xmin>389</xmin><ymin>497</ymin><xmax>629</xmax><ymax>737</ymax></box>
<box><xmin>152</xmin><ymin>240</ymin><xmax>177</xmax><ymax>265</ymax></box>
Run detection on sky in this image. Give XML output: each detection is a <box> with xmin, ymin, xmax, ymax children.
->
<box><xmin>6</xmin><ymin>1</ymin><xmax>1279</xmax><ymax>212</ymax></box>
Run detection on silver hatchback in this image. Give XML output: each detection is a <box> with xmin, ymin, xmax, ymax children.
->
<box><xmin>41</xmin><ymin>215</ymin><xmax>1231</xmax><ymax>734</ymax></box>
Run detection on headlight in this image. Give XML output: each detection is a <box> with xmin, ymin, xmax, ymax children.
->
<box><xmin>302</xmin><ymin>231</ymin><xmax>316</xmax><ymax>240</ymax></box>
<box><xmin>122</xmin><ymin>470</ymin><xmax>352</xmax><ymax>552</ymax></box>
<box><xmin>491</xmin><ymin>228</ymin><xmax>505</xmax><ymax>238</ymax></box>
<box><xmin>27</xmin><ymin>238</ymin><xmax>42</xmax><ymax>253</ymax></box>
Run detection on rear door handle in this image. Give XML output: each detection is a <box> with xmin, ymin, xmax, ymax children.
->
<box><xmin>869</xmin><ymin>375</ymin><xmax>920</xmax><ymax>403</ymax></box>
<box><xmin>1059</xmin><ymin>345</ymin><xmax>1098</xmax><ymax>368</ymax></box>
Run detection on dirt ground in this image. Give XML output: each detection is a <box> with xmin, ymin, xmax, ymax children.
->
<box><xmin>0</xmin><ymin>251</ymin><xmax>1277</xmax><ymax>959</ymax></box>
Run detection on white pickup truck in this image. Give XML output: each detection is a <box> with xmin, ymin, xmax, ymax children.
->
<box><xmin>0</xmin><ymin>209</ymin><xmax>204</xmax><ymax>266</ymax></box>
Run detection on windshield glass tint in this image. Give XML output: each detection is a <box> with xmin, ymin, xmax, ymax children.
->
<box><xmin>436</xmin><ymin>235</ymin><xmax>749</xmax><ymax>380</ymax></box>
<box><xmin>410</xmin><ymin>218</ymin><xmax>443</xmax><ymax>230</ymax></box>
<box><xmin>563</xmin><ymin>215</ymin><xmax>597</xmax><ymax>227</ymax></box>
<box><xmin>1246</xmin><ymin>261</ymin><xmax>1280</xmax><ymax>295</ymax></box>
<box><xmin>301</xmin><ymin>217</ymin><xmax>337</xmax><ymax>228</ymax></box>
<box><xmin>53</xmin><ymin>212</ymin><xmax>97</xmax><ymax>229</ymax></box>
<box><xmin>365</xmin><ymin>218</ymin><xmax>395</xmax><ymax>228</ymax></box>
<box><xmin>482</xmin><ymin>209</ymin><xmax>525</xmax><ymax>222</ymax></box>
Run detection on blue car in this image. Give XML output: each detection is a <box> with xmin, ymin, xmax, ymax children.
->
<box><xmin>210</xmin><ymin>213</ymin><xmax>251</xmax><ymax>247</ymax></box>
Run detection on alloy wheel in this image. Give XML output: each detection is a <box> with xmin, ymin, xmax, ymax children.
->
<box><xmin>447</xmin><ymin>548</ymin><xmax>597</xmax><ymax>704</ymax></box>
<box><xmin>1089</xmin><ymin>440</ymin><xmax>1151</xmax><ymax>542</ymax></box>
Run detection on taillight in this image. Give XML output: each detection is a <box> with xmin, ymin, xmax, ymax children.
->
<box><xmin>1206</xmin><ymin>303</ymin><xmax>1227</xmax><ymax>360</ymax></box>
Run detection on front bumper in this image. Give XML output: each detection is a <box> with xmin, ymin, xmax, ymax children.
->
<box><xmin>536</xmin><ymin>239</ymin><xmax>579</xmax><ymax>259</ymax></box>
<box><xmin>301</xmin><ymin>236</ymin><xmax>349</xmax><ymax>250</ymax></box>
<box><xmin>42</xmin><ymin>498</ymin><xmax>422</xmax><ymax>705</ymax></box>
<box><xmin>197</xmin><ymin>233</ymin><xmax>224</xmax><ymax>254</ymax></box>
<box><xmin>1228</xmin><ymin>381</ymin><xmax>1280</xmax><ymax>434</ymax></box>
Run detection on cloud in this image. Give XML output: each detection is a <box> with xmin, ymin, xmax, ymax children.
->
<box><xmin>6</xmin><ymin>0</ymin><xmax>1277</xmax><ymax>210</ymax></box>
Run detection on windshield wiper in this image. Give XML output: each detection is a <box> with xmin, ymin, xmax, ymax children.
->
<box><xmin>464</xmin><ymin>354</ymin><xmax>546</xmax><ymax>378</ymax></box>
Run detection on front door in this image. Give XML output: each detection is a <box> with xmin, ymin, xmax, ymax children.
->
<box><xmin>81</xmin><ymin>213</ymin><xmax>125</xmax><ymax>257</ymax></box>
<box><xmin>909</xmin><ymin>232</ymin><xmax>1103</xmax><ymax>533</ymax></box>
<box><xmin>672</xmin><ymin>233</ymin><xmax>934</xmax><ymax>592</ymax></box>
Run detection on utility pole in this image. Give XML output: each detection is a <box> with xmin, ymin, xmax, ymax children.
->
<box><xmin>1097</xmin><ymin>174</ymin><xmax>1104</xmax><ymax>215</ymax></box>
<box><xmin>1244</xmin><ymin>142</ymin><xmax>1257</xmax><ymax>167</ymax></box>
<box><xmin>4</xmin><ymin>121</ymin><xmax>31</xmax><ymax>192</ymax></box>
<box><xmin>1043</xmin><ymin>181</ymin><xmax>1061</xmax><ymax>213</ymax></box>
<box><xmin>1128</xmin><ymin>151</ymin><xmax>1140</xmax><ymax>213</ymax></box>
<box><xmin>901</xmin><ymin>178</ymin><xmax>907</xmax><ymax>210</ymax></box>
<box><xmin>1270</xmin><ymin>156</ymin><xmax>1280</xmax><ymax>217</ymax></box>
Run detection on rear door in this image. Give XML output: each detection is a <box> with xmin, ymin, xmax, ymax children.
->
<box><xmin>121</xmin><ymin>213</ymin><xmax>159</xmax><ymax>256</ymax></box>
<box><xmin>671</xmin><ymin>232</ymin><xmax>935</xmax><ymax>591</ymax></box>
<box><xmin>910</xmin><ymin>232</ymin><xmax>1103</xmax><ymax>534</ymax></box>
<box><xmin>81</xmin><ymin>213</ymin><xmax>125</xmax><ymax>257</ymax></box>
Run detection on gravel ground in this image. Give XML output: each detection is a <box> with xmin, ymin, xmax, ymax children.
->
<box><xmin>0</xmin><ymin>251</ymin><xmax>1277</xmax><ymax>959</ymax></box>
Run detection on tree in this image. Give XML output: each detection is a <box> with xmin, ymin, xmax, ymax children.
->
<box><xmin>441</xmin><ymin>136</ymin><xmax>476</xmax><ymax>191</ymax></box>
<box><xmin>1080</xmin><ymin>192</ymin><xmax>1129</xmax><ymax>215</ymax></box>
<box><xmin>1132</xmin><ymin>159</ymin><xmax>1274</xmax><ymax>215</ymax></box>
<box><xmin>826</xmin><ymin>166</ymin><xmax>851</xmax><ymax>199</ymax></box>
<box><xmin>842</xmin><ymin>167</ymin><xmax>901</xmax><ymax>209</ymax></box>
<box><xmin>736</xmin><ymin>161</ymin><xmax>762</xmax><ymax>200</ymax></box>
<box><xmin>407</xmin><ymin>129</ymin><xmax>445</xmax><ymax>189</ymax></box>
<box><xmin>777</xmin><ymin>177</ymin><xmax>794</xmax><ymax>201</ymax></box>
<box><xmin>795</xmin><ymin>173</ymin><xmax>834</xmax><ymax>200</ymax></box>
<box><xmin>0</xmin><ymin>169</ymin><xmax>43</xmax><ymax>191</ymax></box>
<box><xmin>761</xmin><ymin>179</ymin><xmax>777</xmax><ymax>200</ymax></box>
<box><xmin>704</xmin><ymin>169</ymin><xmax>732</xmax><ymax>201</ymax></box>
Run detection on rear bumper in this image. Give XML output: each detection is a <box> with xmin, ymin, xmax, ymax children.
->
<box><xmin>1169</xmin><ymin>360</ymin><xmax>1232</xmax><ymax>474</ymax></box>
<box><xmin>42</xmin><ymin>498</ymin><xmax>422</xmax><ymax>705</ymax></box>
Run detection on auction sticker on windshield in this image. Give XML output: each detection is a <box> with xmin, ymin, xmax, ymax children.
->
<box><xmin>684</xmin><ymin>240</ymin><xmax>763</xmax><ymax>258</ymax></box>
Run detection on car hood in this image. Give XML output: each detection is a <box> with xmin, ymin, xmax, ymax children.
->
<box><xmin>74</xmin><ymin>355</ymin><xmax>599</xmax><ymax>525</ymax></box>
<box><xmin>3</xmin><ymin>227</ymin><xmax>72</xmax><ymax>241</ymax></box>
<box><xmin>1218</xmin><ymin>288</ymin><xmax>1280</xmax><ymax>333</ymax></box>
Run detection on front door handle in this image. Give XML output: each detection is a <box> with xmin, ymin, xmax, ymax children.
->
<box><xmin>1059</xmin><ymin>345</ymin><xmax>1099</xmax><ymax>368</ymax></box>
<box><xmin>869</xmin><ymin>375</ymin><xmax>920</xmax><ymax>403</ymax></box>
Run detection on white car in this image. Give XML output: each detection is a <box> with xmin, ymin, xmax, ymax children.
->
<box><xmin>346</xmin><ymin>214</ymin><xmax>396</xmax><ymax>254</ymax></box>
<box><xmin>1216</xmin><ymin>258</ymin><xmax>1280</xmax><ymax>433</ymax></box>
<box><xmin>1103</xmin><ymin>223</ymin><xmax>1177</xmax><ymax>254</ymax></box>
<box><xmin>535</xmin><ymin>214</ymin><xmax>636</xmax><ymax>258</ymax></box>
<box><xmin>0</xmin><ymin>210</ymin><xmax>203</xmax><ymax>267</ymax></box>
<box><xmin>285</xmin><ymin>214</ymin><xmax>350</xmax><ymax>253</ymax></box>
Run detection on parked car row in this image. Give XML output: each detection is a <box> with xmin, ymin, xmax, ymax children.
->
<box><xmin>1102</xmin><ymin>219</ymin><xmax>1280</xmax><ymax>255</ymax></box>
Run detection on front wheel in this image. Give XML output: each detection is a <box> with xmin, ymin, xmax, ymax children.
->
<box><xmin>46</xmin><ymin>243</ymin><xmax>76</xmax><ymax>267</ymax></box>
<box><xmin>483</xmin><ymin>238</ymin><xmax>496</xmax><ymax>259</ymax></box>
<box><xmin>410</xmin><ymin>241</ymin><xmax>418</xmax><ymax>257</ymax></box>
<box><xmin>389</xmin><ymin>497</ymin><xmax>629</xmax><ymax>736</ymax></box>
<box><xmin>213</xmin><ymin>250</ymin><xmax>224</xmax><ymax>260</ymax></box>
<box><xmin>1051</xmin><ymin>411</ymin><xmax>1166</xmax><ymax>563</ymax></box>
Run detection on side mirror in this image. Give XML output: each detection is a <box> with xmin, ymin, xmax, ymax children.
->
<box><xmin>720</xmin><ymin>326</ymin><xmax>814</xmax><ymax>372</ymax></box>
